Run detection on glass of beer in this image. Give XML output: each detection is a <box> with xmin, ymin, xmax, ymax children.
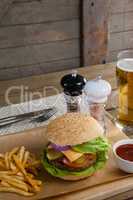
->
<box><xmin>116</xmin><ymin>50</ymin><xmax>133</xmax><ymax>128</ymax></box>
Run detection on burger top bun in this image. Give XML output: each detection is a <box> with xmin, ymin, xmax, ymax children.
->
<box><xmin>46</xmin><ymin>113</ymin><xmax>104</xmax><ymax>146</ymax></box>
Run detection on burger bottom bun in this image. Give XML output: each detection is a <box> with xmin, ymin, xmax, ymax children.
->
<box><xmin>58</xmin><ymin>173</ymin><xmax>95</xmax><ymax>181</ymax></box>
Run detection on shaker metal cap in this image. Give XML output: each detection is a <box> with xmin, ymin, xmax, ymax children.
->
<box><xmin>61</xmin><ymin>72</ymin><xmax>86</xmax><ymax>96</ymax></box>
<box><xmin>84</xmin><ymin>76</ymin><xmax>111</xmax><ymax>103</ymax></box>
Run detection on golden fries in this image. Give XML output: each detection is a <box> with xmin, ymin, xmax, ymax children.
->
<box><xmin>10</xmin><ymin>162</ymin><xmax>16</xmax><ymax>171</ymax></box>
<box><xmin>8</xmin><ymin>147</ymin><xmax>19</xmax><ymax>160</ymax></box>
<box><xmin>1</xmin><ymin>181</ymin><xmax>10</xmax><ymax>187</ymax></box>
<box><xmin>0</xmin><ymin>187</ymin><xmax>34</xmax><ymax>196</ymax></box>
<box><xmin>23</xmin><ymin>151</ymin><xmax>29</xmax><ymax>166</ymax></box>
<box><xmin>18</xmin><ymin>146</ymin><xmax>25</xmax><ymax>163</ymax></box>
<box><xmin>0</xmin><ymin>146</ymin><xmax>42</xmax><ymax>197</ymax></box>
<box><xmin>0</xmin><ymin>161</ymin><xmax>5</xmax><ymax>169</ymax></box>
<box><xmin>5</xmin><ymin>152</ymin><xmax>10</xmax><ymax>170</ymax></box>
<box><xmin>1</xmin><ymin>175</ymin><xmax>29</xmax><ymax>192</ymax></box>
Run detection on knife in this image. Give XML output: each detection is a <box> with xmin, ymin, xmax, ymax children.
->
<box><xmin>0</xmin><ymin>107</ymin><xmax>56</xmax><ymax>126</ymax></box>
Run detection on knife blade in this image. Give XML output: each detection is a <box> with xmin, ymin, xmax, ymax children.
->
<box><xmin>0</xmin><ymin>107</ymin><xmax>55</xmax><ymax>123</ymax></box>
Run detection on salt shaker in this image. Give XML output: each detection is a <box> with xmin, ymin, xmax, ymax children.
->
<box><xmin>61</xmin><ymin>72</ymin><xmax>86</xmax><ymax>112</ymax></box>
<box><xmin>84</xmin><ymin>76</ymin><xmax>111</xmax><ymax>134</ymax></box>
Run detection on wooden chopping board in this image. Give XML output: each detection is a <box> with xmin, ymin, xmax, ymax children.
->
<box><xmin>0</xmin><ymin>120</ymin><xmax>132</xmax><ymax>200</ymax></box>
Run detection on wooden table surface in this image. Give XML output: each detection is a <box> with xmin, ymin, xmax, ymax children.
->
<box><xmin>0</xmin><ymin>62</ymin><xmax>133</xmax><ymax>200</ymax></box>
<box><xmin>0</xmin><ymin>62</ymin><xmax>117</xmax><ymax>106</ymax></box>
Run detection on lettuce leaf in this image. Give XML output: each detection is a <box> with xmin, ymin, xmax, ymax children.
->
<box><xmin>42</xmin><ymin>148</ymin><xmax>108</xmax><ymax>177</ymax></box>
<box><xmin>72</xmin><ymin>137</ymin><xmax>110</xmax><ymax>153</ymax></box>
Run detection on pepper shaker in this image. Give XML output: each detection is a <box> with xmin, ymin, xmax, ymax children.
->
<box><xmin>61</xmin><ymin>72</ymin><xmax>86</xmax><ymax>112</ymax></box>
<box><xmin>84</xmin><ymin>76</ymin><xmax>111</xmax><ymax>134</ymax></box>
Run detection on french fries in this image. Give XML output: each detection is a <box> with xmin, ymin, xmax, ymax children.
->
<box><xmin>0</xmin><ymin>146</ymin><xmax>42</xmax><ymax>197</ymax></box>
<box><xmin>5</xmin><ymin>152</ymin><xmax>10</xmax><ymax>170</ymax></box>
<box><xmin>0</xmin><ymin>187</ymin><xmax>34</xmax><ymax>196</ymax></box>
<box><xmin>0</xmin><ymin>161</ymin><xmax>5</xmax><ymax>169</ymax></box>
<box><xmin>23</xmin><ymin>151</ymin><xmax>30</xmax><ymax>166</ymax></box>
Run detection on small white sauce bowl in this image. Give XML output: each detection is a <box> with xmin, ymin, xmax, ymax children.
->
<box><xmin>113</xmin><ymin>139</ymin><xmax>133</xmax><ymax>173</ymax></box>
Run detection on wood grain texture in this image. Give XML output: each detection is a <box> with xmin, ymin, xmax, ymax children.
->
<box><xmin>110</xmin><ymin>0</ymin><xmax>133</xmax><ymax>14</ymax></box>
<box><xmin>46</xmin><ymin>177</ymin><xmax>133</xmax><ymax>200</ymax></box>
<box><xmin>107</xmin><ymin>49</ymin><xmax>133</xmax><ymax>62</ymax></box>
<box><xmin>0</xmin><ymin>19</ymin><xmax>79</xmax><ymax>49</ymax></box>
<box><xmin>0</xmin><ymin>0</ymin><xmax>80</xmax><ymax>79</ymax></box>
<box><xmin>107</xmin><ymin>51</ymin><xmax>118</xmax><ymax>62</ymax></box>
<box><xmin>1</xmin><ymin>0</ymin><xmax>133</xmax><ymax>79</ymax></box>
<box><xmin>110</xmin><ymin>0</ymin><xmax>125</xmax><ymax>14</ymax></box>
<box><xmin>109</xmin><ymin>12</ymin><xmax>133</xmax><ymax>33</ymax></box>
<box><xmin>125</xmin><ymin>0</ymin><xmax>133</xmax><ymax>12</ymax></box>
<box><xmin>108</xmin><ymin>1</ymin><xmax>133</xmax><ymax>62</ymax></box>
<box><xmin>0</xmin><ymin>58</ymin><xmax>80</xmax><ymax>80</ymax></box>
<box><xmin>107</xmin><ymin>0</ymin><xmax>133</xmax><ymax>62</ymax></box>
<box><xmin>0</xmin><ymin>39</ymin><xmax>79</xmax><ymax>69</ymax></box>
<box><xmin>0</xmin><ymin>63</ymin><xmax>116</xmax><ymax>105</ymax></box>
<box><xmin>82</xmin><ymin>0</ymin><xmax>111</xmax><ymax>65</ymax></box>
<box><xmin>0</xmin><ymin>19</ymin><xmax>80</xmax><ymax>49</ymax></box>
<box><xmin>14</xmin><ymin>0</ymin><xmax>36</xmax><ymax>2</ymax></box>
<box><xmin>109</xmin><ymin>30</ymin><xmax>133</xmax><ymax>52</ymax></box>
<box><xmin>0</xmin><ymin>63</ymin><xmax>133</xmax><ymax>200</ymax></box>
<box><xmin>1</xmin><ymin>0</ymin><xmax>79</xmax><ymax>25</ymax></box>
<box><xmin>0</xmin><ymin>123</ymin><xmax>131</xmax><ymax>200</ymax></box>
<box><xmin>106</xmin><ymin>189</ymin><xmax>133</xmax><ymax>200</ymax></box>
<box><xmin>0</xmin><ymin>0</ymin><xmax>13</xmax><ymax>23</ymax></box>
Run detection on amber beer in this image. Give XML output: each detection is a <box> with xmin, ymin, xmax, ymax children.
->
<box><xmin>116</xmin><ymin>58</ymin><xmax>133</xmax><ymax>124</ymax></box>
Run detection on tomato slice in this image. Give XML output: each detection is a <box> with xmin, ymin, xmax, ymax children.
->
<box><xmin>62</xmin><ymin>153</ymin><xmax>96</xmax><ymax>169</ymax></box>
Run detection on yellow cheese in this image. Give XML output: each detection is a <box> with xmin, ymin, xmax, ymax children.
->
<box><xmin>62</xmin><ymin>149</ymin><xmax>83</xmax><ymax>162</ymax></box>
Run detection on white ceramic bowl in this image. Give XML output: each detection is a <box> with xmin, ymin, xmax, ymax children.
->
<box><xmin>113</xmin><ymin>139</ymin><xmax>133</xmax><ymax>173</ymax></box>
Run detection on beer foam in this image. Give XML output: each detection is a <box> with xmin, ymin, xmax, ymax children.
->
<box><xmin>117</xmin><ymin>58</ymin><xmax>133</xmax><ymax>72</ymax></box>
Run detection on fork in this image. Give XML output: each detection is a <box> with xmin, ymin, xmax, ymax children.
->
<box><xmin>32</xmin><ymin>108</ymin><xmax>57</xmax><ymax>123</ymax></box>
<box><xmin>0</xmin><ymin>107</ymin><xmax>57</xmax><ymax>128</ymax></box>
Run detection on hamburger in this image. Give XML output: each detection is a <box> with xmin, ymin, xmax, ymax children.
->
<box><xmin>42</xmin><ymin>113</ymin><xmax>110</xmax><ymax>180</ymax></box>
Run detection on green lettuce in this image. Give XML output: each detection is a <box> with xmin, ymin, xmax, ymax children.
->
<box><xmin>72</xmin><ymin>137</ymin><xmax>109</xmax><ymax>153</ymax></box>
<box><xmin>42</xmin><ymin>137</ymin><xmax>110</xmax><ymax>178</ymax></box>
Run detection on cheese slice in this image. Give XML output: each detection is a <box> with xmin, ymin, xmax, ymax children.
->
<box><xmin>62</xmin><ymin>149</ymin><xmax>83</xmax><ymax>162</ymax></box>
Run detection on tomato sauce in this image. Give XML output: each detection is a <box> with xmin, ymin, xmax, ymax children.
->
<box><xmin>116</xmin><ymin>144</ymin><xmax>133</xmax><ymax>161</ymax></box>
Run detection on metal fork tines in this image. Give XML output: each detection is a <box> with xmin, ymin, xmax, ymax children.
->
<box><xmin>0</xmin><ymin>108</ymin><xmax>54</xmax><ymax>122</ymax></box>
<box><xmin>0</xmin><ymin>107</ymin><xmax>56</xmax><ymax>128</ymax></box>
<box><xmin>32</xmin><ymin>108</ymin><xmax>57</xmax><ymax>123</ymax></box>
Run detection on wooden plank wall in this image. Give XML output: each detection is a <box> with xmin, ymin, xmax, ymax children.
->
<box><xmin>0</xmin><ymin>0</ymin><xmax>80</xmax><ymax>80</ymax></box>
<box><xmin>82</xmin><ymin>0</ymin><xmax>111</xmax><ymax>66</ymax></box>
<box><xmin>82</xmin><ymin>0</ymin><xmax>133</xmax><ymax>64</ymax></box>
<box><xmin>107</xmin><ymin>0</ymin><xmax>133</xmax><ymax>62</ymax></box>
<box><xmin>0</xmin><ymin>0</ymin><xmax>13</xmax><ymax>22</ymax></box>
<box><xmin>0</xmin><ymin>0</ymin><xmax>133</xmax><ymax>80</ymax></box>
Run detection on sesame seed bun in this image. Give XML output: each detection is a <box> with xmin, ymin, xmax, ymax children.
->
<box><xmin>46</xmin><ymin>113</ymin><xmax>104</xmax><ymax>146</ymax></box>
